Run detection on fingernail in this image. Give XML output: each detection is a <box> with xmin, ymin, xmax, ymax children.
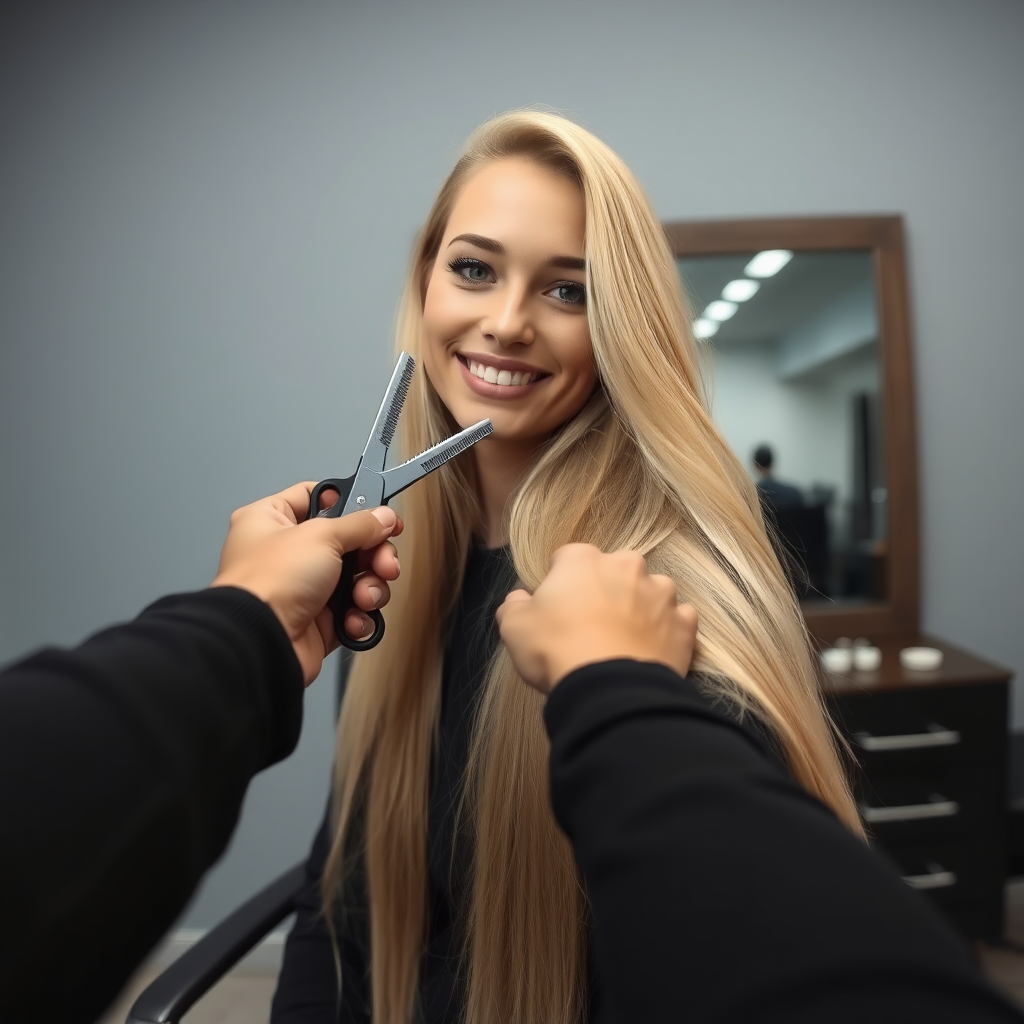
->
<box><xmin>371</xmin><ymin>507</ymin><xmax>396</xmax><ymax>527</ymax></box>
<box><xmin>350</xmin><ymin>614</ymin><xmax>373</xmax><ymax>639</ymax></box>
<box><xmin>367</xmin><ymin>586</ymin><xmax>383</xmax><ymax>608</ymax></box>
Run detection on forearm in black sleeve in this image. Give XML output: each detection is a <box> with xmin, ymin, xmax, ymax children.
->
<box><xmin>0</xmin><ymin>586</ymin><xmax>304</xmax><ymax>1024</ymax></box>
<box><xmin>545</xmin><ymin>660</ymin><xmax>1023</xmax><ymax>1024</ymax></box>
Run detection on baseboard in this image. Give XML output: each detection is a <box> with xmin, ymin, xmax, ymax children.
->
<box><xmin>149</xmin><ymin>927</ymin><xmax>289</xmax><ymax>974</ymax></box>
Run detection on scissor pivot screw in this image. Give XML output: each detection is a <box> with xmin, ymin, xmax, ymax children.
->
<box><xmin>356</xmin><ymin>495</ymin><xmax>366</xmax><ymax>505</ymax></box>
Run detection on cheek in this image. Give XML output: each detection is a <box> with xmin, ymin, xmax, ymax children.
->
<box><xmin>566</xmin><ymin>326</ymin><xmax>596</xmax><ymax>389</ymax></box>
<box><xmin>422</xmin><ymin>278</ymin><xmax>467</xmax><ymax>346</ymax></box>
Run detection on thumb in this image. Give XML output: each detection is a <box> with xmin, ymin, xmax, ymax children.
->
<box><xmin>320</xmin><ymin>506</ymin><xmax>398</xmax><ymax>556</ymax></box>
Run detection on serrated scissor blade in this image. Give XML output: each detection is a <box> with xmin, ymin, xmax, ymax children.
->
<box><xmin>380</xmin><ymin>419</ymin><xmax>493</xmax><ymax>502</ymax></box>
<box><xmin>360</xmin><ymin>352</ymin><xmax>415</xmax><ymax>471</ymax></box>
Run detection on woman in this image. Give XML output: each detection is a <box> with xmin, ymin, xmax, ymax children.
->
<box><xmin>271</xmin><ymin>110</ymin><xmax>862</xmax><ymax>1024</ymax></box>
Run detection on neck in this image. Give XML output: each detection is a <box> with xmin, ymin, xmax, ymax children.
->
<box><xmin>472</xmin><ymin>436</ymin><xmax>540</xmax><ymax>548</ymax></box>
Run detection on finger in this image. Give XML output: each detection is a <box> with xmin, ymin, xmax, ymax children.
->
<box><xmin>650</xmin><ymin>573</ymin><xmax>679</xmax><ymax>604</ymax></box>
<box><xmin>320</xmin><ymin>507</ymin><xmax>399</xmax><ymax>557</ymax></box>
<box><xmin>271</xmin><ymin>481</ymin><xmax>320</xmax><ymax>524</ymax></box>
<box><xmin>318</xmin><ymin>488</ymin><xmax>340</xmax><ymax>514</ymax></box>
<box><xmin>495</xmin><ymin>589</ymin><xmax>531</xmax><ymax>627</ymax></box>
<box><xmin>676</xmin><ymin>602</ymin><xmax>699</xmax><ymax>630</ymax></box>
<box><xmin>355</xmin><ymin>539</ymin><xmax>400</xmax><ymax>580</ymax></box>
<box><xmin>352</xmin><ymin>574</ymin><xmax>391</xmax><ymax>610</ymax></box>
<box><xmin>344</xmin><ymin>608</ymin><xmax>376</xmax><ymax>641</ymax></box>
<box><xmin>609</xmin><ymin>548</ymin><xmax>649</xmax><ymax>578</ymax></box>
<box><xmin>315</xmin><ymin>607</ymin><xmax>340</xmax><ymax>657</ymax></box>
<box><xmin>548</xmin><ymin>542</ymin><xmax>599</xmax><ymax>568</ymax></box>
<box><xmin>370</xmin><ymin>540</ymin><xmax>400</xmax><ymax>580</ymax></box>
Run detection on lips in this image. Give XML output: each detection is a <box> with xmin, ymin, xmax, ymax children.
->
<box><xmin>455</xmin><ymin>353</ymin><xmax>549</xmax><ymax>398</ymax></box>
<box><xmin>456</xmin><ymin>353</ymin><xmax>549</xmax><ymax>388</ymax></box>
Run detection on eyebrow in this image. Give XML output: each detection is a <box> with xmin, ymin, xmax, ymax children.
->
<box><xmin>448</xmin><ymin>233</ymin><xmax>586</xmax><ymax>272</ymax></box>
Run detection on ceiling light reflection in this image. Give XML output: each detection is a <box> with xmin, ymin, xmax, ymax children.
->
<box><xmin>721</xmin><ymin>279</ymin><xmax>760</xmax><ymax>302</ymax></box>
<box><xmin>692</xmin><ymin>318</ymin><xmax>719</xmax><ymax>339</ymax></box>
<box><xmin>744</xmin><ymin>249</ymin><xmax>793</xmax><ymax>278</ymax></box>
<box><xmin>705</xmin><ymin>300</ymin><xmax>738</xmax><ymax>321</ymax></box>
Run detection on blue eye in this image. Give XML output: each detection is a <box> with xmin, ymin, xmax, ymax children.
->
<box><xmin>447</xmin><ymin>256</ymin><xmax>493</xmax><ymax>283</ymax></box>
<box><xmin>549</xmin><ymin>282</ymin><xmax>587</xmax><ymax>307</ymax></box>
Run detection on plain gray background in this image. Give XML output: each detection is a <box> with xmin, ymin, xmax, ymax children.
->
<box><xmin>2</xmin><ymin>0</ymin><xmax>1022</xmax><ymax>930</ymax></box>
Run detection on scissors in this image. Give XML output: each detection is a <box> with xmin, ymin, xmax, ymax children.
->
<box><xmin>310</xmin><ymin>351</ymin><xmax>493</xmax><ymax>651</ymax></box>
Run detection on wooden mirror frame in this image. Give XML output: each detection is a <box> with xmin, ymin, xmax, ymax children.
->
<box><xmin>663</xmin><ymin>215</ymin><xmax>920</xmax><ymax>642</ymax></box>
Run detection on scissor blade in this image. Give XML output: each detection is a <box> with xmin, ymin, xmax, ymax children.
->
<box><xmin>361</xmin><ymin>352</ymin><xmax>416</xmax><ymax>471</ymax></box>
<box><xmin>380</xmin><ymin>419</ymin><xmax>493</xmax><ymax>502</ymax></box>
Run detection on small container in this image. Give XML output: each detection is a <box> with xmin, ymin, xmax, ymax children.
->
<box><xmin>821</xmin><ymin>647</ymin><xmax>853</xmax><ymax>673</ymax></box>
<box><xmin>899</xmin><ymin>646</ymin><xmax>943</xmax><ymax>672</ymax></box>
<box><xmin>834</xmin><ymin>636</ymin><xmax>853</xmax><ymax>649</ymax></box>
<box><xmin>853</xmin><ymin>645</ymin><xmax>882</xmax><ymax>672</ymax></box>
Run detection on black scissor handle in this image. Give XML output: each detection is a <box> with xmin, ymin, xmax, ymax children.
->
<box><xmin>308</xmin><ymin>477</ymin><xmax>354</xmax><ymax>520</ymax></box>
<box><xmin>309</xmin><ymin>475</ymin><xmax>386</xmax><ymax>652</ymax></box>
<box><xmin>334</xmin><ymin>551</ymin><xmax>386</xmax><ymax>652</ymax></box>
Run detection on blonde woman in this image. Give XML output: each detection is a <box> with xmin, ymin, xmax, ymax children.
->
<box><xmin>271</xmin><ymin>110</ymin><xmax>862</xmax><ymax>1024</ymax></box>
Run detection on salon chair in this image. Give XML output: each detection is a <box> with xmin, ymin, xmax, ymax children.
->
<box><xmin>125</xmin><ymin>863</ymin><xmax>304</xmax><ymax>1024</ymax></box>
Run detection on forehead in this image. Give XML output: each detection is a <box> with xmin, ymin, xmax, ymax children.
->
<box><xmin>444</xmin><ymin>157</ymin><xmax>585</xmax><ymax>253</ymax></box>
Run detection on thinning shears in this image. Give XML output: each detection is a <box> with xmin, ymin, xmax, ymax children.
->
<box><xmin>310</xmin><ymin>351</ymin><xmax>493</xmax><ymax>651</ymax></box>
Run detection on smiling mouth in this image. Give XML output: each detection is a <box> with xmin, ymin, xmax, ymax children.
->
<box><xmin>457</xmin><ymin>355</ymin><xmax>549</xmax><ymax>387</ymax></box>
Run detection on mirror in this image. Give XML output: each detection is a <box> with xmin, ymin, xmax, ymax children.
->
<box><xmin>664</xmin><ymin>218</ymin><xmax>920</xmax><ymax>641</ymax></box>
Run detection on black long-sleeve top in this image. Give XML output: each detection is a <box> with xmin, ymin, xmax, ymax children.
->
<box><xmin>272</xmin><ymin>544</ymin><xmax>518</xmax><ymax>1022</ymax></box>
<box><xmin>0</xmin><ymin>587</ymin><xmax>304</xmax><ymax>1024</ymax></box>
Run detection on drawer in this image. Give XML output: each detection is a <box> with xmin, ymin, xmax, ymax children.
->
<box><xmin>877</xmin><ymin>836</ymin><xmax>1005</xmax><ymax>935</ymax></box>
<box><xmin>829</xmin><ymin>683</ymin><xmax>1007</xmax><ymax>772</ymax></box>
<box><xmin>856</xmin><ymin>765</ymin><xmax>1004</xmax><ymax>844</ymax></box>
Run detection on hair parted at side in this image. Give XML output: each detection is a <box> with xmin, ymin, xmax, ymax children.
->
<box><xmin>323</xmin><ymin>108</ymin><xmax>863</xmax><ymax>1024</ymax></box>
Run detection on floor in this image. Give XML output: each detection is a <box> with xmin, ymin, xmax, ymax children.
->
<box><xmin>100</xmin><ymin>883</ymin><xmax>1024</xmax><ymax>1023</ymax></box>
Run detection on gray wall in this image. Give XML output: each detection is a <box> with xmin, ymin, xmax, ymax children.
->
<box><xmin>2</xmin><ymin>0</ymin><xmax>1022</xmax><ymax>929</ymax></box>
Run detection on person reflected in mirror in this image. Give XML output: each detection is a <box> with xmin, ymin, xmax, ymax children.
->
<box><xmin>753</xmin><ymin>442</ymin><xmax>804</xmax><ymax>509</ymax></box>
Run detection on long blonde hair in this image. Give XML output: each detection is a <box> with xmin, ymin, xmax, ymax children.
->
<box><xmin>324</xmin><ymin>110</ymin><xmax>862</xmax><ymax>1024</ymax></box>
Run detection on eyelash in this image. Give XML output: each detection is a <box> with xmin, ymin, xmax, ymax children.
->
<box><xmin>445</xmin><ymin>256</ymin><xmax>587</xmax><ymax>308</ymax></box>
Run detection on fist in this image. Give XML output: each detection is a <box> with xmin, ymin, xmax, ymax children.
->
<box><xmin>495</xmin><ymin>544</ymin><xmax>698</xmax><ymax>695</ymax></box>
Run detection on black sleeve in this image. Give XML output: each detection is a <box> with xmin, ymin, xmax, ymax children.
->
<box><xmin>544</xmin><ymin>659</ymin><xmax>1024</xmax><ymax>1024</ymax></box>
<box><xmin>0</xmin><ymin>586</ymin><xmax>304</xmax><ymax>1024</ymax></box>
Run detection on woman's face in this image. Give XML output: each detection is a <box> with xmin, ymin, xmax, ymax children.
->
<box><xmin>421</xmin><ymin>157</ymin><xmax>596</xmax><ymax>448</ymax></box>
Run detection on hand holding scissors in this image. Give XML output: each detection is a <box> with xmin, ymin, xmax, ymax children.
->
<box><xmin>311</xmin><ymin>352</ymin><xmax>493</xmax><ymax>650</ymax></box>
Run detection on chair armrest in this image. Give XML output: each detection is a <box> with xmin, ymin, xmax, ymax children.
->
<box><xmin>126</xmin><ymin>862</ymin><xmax>305</xmax><ymax>1024</ymax></box>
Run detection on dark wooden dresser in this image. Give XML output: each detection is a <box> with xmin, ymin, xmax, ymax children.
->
<box><xmin>822</xmin><ymin>635</ymin><xmax>1012</xmax><ymax>941</ymax></box>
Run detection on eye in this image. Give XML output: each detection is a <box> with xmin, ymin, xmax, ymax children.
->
<box><xmin>447</xmin><ymin>256</ymin><xmax>494</xmax><ymax>284</ymax></box>
<box><xmin>547</xmin><ymin>282</ymin><xmax>587</xmax><ymax>307</ymax></box>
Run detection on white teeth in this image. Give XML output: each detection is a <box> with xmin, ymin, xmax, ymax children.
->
<box><xmin>466</xmin><ymin>359</ymin><xmax>537</xmax><ymax>386</ymax></box>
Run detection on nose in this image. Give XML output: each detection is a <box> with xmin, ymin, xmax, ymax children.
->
<box><xmin>480</xmin><ymin>284</ymin><xmax>535</xmax><ymax>348</ymax></box>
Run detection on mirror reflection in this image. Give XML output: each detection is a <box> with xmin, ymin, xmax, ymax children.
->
<box><xmin>677</xmin><ymin>251</ymin><xmax>886</xmax><ymax>606</ymax></box>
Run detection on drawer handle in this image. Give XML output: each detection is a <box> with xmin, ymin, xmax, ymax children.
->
<box><xmin>860</xmin><ymin>793</ymin><xmax>960</xmax><ymax>824</ymax></box>
<box><xmin>852</xmin><ymin>723</ymin><xmax>961</xmax><ymax>752</ymax></box>
<box><xmin>902</xmin><ymin>863</ymin><xmax>958</xmax><ymax>890</ymax></box>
